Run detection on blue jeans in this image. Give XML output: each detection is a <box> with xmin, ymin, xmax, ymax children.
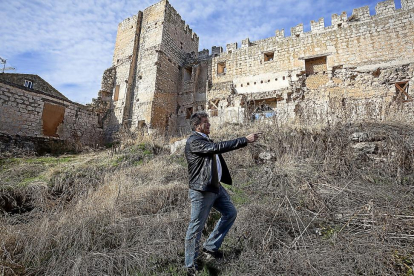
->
<box><xmin>184</xmin><ymin>185</ymin><xmax>237</xmax><ymax>268</ymax></box>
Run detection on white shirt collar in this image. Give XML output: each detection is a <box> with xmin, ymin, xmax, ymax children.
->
<box><xmin>196</xmin><ymin>131</ymin><xmax>209</xmax><ymax>138</ymax></box>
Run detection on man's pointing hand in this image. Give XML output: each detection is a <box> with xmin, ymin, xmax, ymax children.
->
<box><xmin>246</xmin><ymin>132</ymin><xmax>262</xmax><ymax>143</ymax></box>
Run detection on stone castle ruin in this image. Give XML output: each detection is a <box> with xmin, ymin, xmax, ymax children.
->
<box><xmin>1</xmin><ymin>0</ymin><xmax>414</xmax><ymax>151</ymax></box>
<box><xmin>97</xmin><ymin>0</ymin><xmax>414</xmax><ymax>136</ymax></box>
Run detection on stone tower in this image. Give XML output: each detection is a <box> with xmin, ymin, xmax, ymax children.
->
<box><xmin>99</xmin><ymin>0</ymin><xmax>199</xmax><ymax>135</ymax></box>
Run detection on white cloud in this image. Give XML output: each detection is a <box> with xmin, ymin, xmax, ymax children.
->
<box><xmin>0</xmin><ymin>0</ymin><xmax>382</xmax><ymax>104</ymax></box>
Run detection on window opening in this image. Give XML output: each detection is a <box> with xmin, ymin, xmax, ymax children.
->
<box><xmin>209</xmin><ymin>100</ymin><xmax>219</xmax><ymax>117</ymax></box>
<box><xmin>24</xmin><ymin>80</ymin><xmax>33</xmax><ymax>89</ymax></box>
<box><xmin>138</xmin><ymin>120</ymin><xmax>147</xmax><ymax>128</ymax></box>
<box><xmin>217</xmin><ymin>62</ymin><xmax>227</xmax><ymax>74</ymax></box>
<box><xmin>264</xmin><ymin>52</ymin><xmax>274</xmax><ymax>62</ymax></box>
<box><xmin>395</xmin><ymin>81</ymin><xmax>411</xmax><ymax>102</ymax></box>
<box><xmin>114</xmin><ymin>85</ymin><xmax>120</xmax><ymax>101</ymax></box>
<box><xmin>248</xmin><ymin>101</ymin><xmax>276</xmax><ymax>121</ymax></box>
<box><xmin>305</xmin><ymin>56</ymin><xmax>327</xmax><ymax>76</ymax></box>
<box><xmin>184</xmin><ymin>67</ymin><xmax>192</xmax><ymax>81</ymax></box>
<box><xmin>186</xmin><ymin>107</ymin><xmax>193</xmax><ymax>119</ymax></box>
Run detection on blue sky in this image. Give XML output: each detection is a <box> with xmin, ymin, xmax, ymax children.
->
<box><xmin>0</xmin><ymin>0</ymin><xmax>398</xmax><ymax>104</ymax></box>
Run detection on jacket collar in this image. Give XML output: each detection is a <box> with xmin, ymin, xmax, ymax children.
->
<box><xmin>192</xmin><ymin>131</ymin><xmax>211</xmax><ymax>141</ymax></box>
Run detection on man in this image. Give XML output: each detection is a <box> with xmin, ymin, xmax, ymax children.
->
<box><xmin>184</xmin><ymin>111</ymin><xmax>260</xmax><ymax>275</ymax></box>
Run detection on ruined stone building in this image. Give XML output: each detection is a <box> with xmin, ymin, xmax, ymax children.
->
<box><xmin>98</xmin><ymin>0</ymin><xmax>414</xmax><ymax>136</ymax></box>
<box><xmin>0</xmin><ymin>74</ymin><xmax>102</xmax><ymax>151</ymax></box>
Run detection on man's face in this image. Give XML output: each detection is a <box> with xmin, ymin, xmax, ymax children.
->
<box><xmin>196</xmin><ymin>117</ymin><xmax>210</xmax><ymax>135</ymax></box>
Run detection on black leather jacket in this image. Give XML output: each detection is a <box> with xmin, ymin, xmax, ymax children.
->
<box><xmin>185</xmin><ymin>132</ymin><xmax>248</xmax><ymax>193</ymax></box>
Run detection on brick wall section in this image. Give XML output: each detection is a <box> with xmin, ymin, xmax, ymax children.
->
<box><xmin>0</xmin><ymin>82</ymin><xmax>103</xmax><ymax>146</ymax></box>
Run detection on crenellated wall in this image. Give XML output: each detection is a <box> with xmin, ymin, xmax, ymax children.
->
<box><xmin>98</xmin><ymin>0</ymin><xmax>414</xmax><ymax>136</ymax></box>
<box><xmin>186</xmin><ymin>0</ymin><xmax>414</xmax><ymax>128</ymax></box>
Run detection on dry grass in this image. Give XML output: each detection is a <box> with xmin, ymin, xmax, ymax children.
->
<box><xmin>1</xmin><ymin>122</ymin><xmax>414</xmax><ymax>275</ymax></box>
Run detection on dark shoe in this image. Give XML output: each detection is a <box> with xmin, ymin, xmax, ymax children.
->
<box><xmin>202</xmin><ymin>248</ymin><xmax>224</xmax><ymax>260</ymax></box>
<box><xmin>187</xmin><ymin>267</ymin><xmax>197</xmax><ymax>276</ymax></box>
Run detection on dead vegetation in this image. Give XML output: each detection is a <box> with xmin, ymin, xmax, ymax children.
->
<box><xmin>1</xmin><ymin>122</ymin><xmax>414</xmax><ymax>275</ymax></box>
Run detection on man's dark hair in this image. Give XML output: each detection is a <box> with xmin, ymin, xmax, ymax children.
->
<box><xmin>190</xmin><ymin>111</ymin><xmax>208</xmax><ymax>131</ymax></box>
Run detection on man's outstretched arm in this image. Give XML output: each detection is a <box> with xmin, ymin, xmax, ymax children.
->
<box><xmin>189</xmin><ymin>132</ymin><xmax>262</xmax><ymax>155</ymax></box>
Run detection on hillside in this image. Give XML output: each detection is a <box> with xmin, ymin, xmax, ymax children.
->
<box><xmin>1</xmin><ymin>122</ymin><xmax>413</xmax><ymax>275</ymax></box>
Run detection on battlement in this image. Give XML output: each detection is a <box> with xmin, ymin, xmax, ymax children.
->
<box><xmin>241</xmin><ymin>38</ymin><xmax>252</xmax><ymax>48</ymax></box>
<box><xmin>376</xmin><ymin>0</ymin><xmax>396</xmax><ymax>16</ymax></box>
<box><xmin>219</xmin><ymin>0</ymin><xmax>414</xmax><ymax>54</ymax></box>
<box><xmin>212</xmin><ymin>46</ymin><xmax>223</xmax><ymax>56</ymax></box>
<box><xmin>226</xmin><ymin>42</ymin><xmax>238</xmax><ymax>53</ymax></box>
<box><xmin>199</xmin><ymin>49</ymin><xmax>210</xmax><ymax>58</ymax></box>
<box><xmin>311</xmin><ymin>18</ymin><xmax>324</xmax><ymax>33</ymax></box>
<box><xmin>275</xmin><ymin>29</ymin><xmax>285</xmax><ymax>40</ymax></box>
<box><xmin>331</xmin><ymin>12</ymin><xmax>347</xmax><ymax>27</ymax></box>
<box><xmin>291</xmin><ymin>23</ymin><xmax>304</xmax><ymax>37</ymax></box>
<box><xmin>164</xmin><ymin>1</ymin><xmax>199</xmax><ymax>42</ymax></box>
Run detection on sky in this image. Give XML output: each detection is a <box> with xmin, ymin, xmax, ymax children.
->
<box><xmin>0</xmin><ymin>0</ymin><xmax>399</xmax><ymax>104</ymax></box>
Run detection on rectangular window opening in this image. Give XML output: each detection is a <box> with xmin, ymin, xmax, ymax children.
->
<box><xmin>264</xmin><ymin>52</ymin><xmax>274</xmax><ymax>62</ymax></box>
<box><xmin>217</xmin><ymin>62</ymin><xmax>226</xmax><ymax>74</ymax></box>
<box><xmin>186</xmin><ymin>107</ymin><xmax>193</xmax><ymax>119</ymax></box>
<box><xmin>138</xmin><ymin>120</ymin><xmax>147</xmax><ymax>128</ymax></box>
<box><xmin>24</xmin><ymin>80</ymin><xmax>33</xmax><ymax>89</ymax></box>
<box><xmin>395</xmin><ymin>81</ymin><xmax>411</xmax><ymax>102</ymax></box>
<box><xmin>305</xmin><ymin>56</ymin><xmax>327</xmax><ymax>76</ymax></box>
<box><xmin>114</xmin><ymin>85</ymin><xmax>120</xmax><ymax>101</ymax></box>
<box><xmin>184</xmin><ymin>67</ymin><xmax>192</xmax><ymax>81</ymax></box>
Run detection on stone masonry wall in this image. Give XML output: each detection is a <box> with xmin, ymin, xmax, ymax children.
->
<box><xmin>0</xmin><ymin>82</ymin><xmax>103</xmax><ymax>147</ymax></box>
<box><xmin>99</xmin><ymin>0</ymin><xmax>414</xmax><ymax>136</ymax></box>
<box><xmin>130</xmin><ymin>1</ymin><xmax>166</xmax><ymax>129</ymax></box>
<box><xmin>201</xmin><ymin>0</ymin><xmax>414</xmax><ymax>128</ymax></box>
<box><xmin>154</xmin><ymin>1</ymin><xmax>199</xmax><ymax>132</ymax></box>
<box><xmin>208</xmin><ymin>1</ymin><xmax>414</xmax><ymax>100</ymax></box>
<box><xmin>110</xmin><ymin>15</ymin><xmax>139</xmax><ymax>127</ymax></box>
